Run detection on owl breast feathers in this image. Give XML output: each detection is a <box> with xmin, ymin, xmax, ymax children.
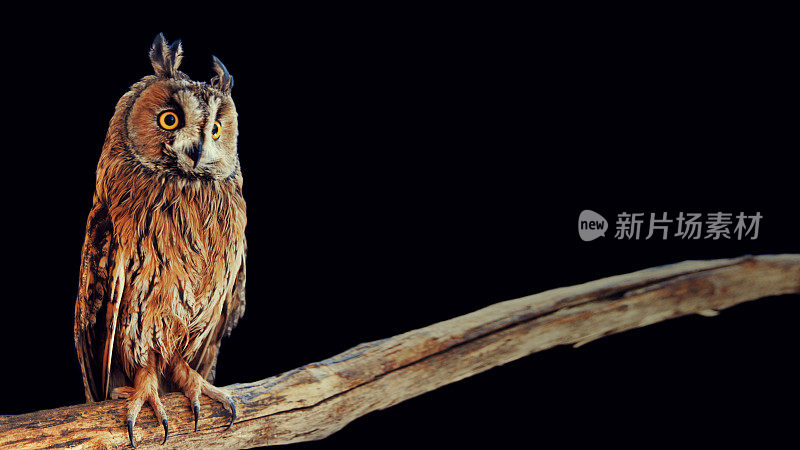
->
<box><xmin>73</xmin><ymin>34</ymin><xmax>247</xmax><ymax>407</ymax></box>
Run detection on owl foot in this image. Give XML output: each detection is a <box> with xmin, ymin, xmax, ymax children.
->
<box><xmin>123</xmin><ymin>366</ymin><xmax>169</xmax><ymax>448</ymax></box>
<box><xmin>173</xmin><ymin>360</ymin><xmax>237</xmax><ymax>432</ymax></box>
<box><xmin>110</xmin><ymin>386</ymin><xmax>135</xmax><ymax>399</ymax></box>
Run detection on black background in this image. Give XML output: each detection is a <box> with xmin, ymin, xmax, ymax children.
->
<box><xmin>1</xmin><ymin>8</ymin><xmax>797</xmax><ymax>449</ymax></box>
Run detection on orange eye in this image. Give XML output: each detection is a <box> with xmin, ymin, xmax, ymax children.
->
<box><xmin>158</xmin><ymin>111</ymin><xmax>180</xmax><ymax>130</ymax></box>
<box><xmin>211</xmin><ymin>120</ymin><xmax>222</xmax><ymax>140</ymax></box>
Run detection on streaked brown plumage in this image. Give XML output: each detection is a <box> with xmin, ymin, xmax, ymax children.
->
<box><xmin>74</xmin><ymin>33</ymin><xmax>246</xmax><ymax>447</ymax></box>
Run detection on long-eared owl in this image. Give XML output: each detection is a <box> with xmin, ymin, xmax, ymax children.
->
<box><xmin>73</xmin><ymin>33</ymin><xmax>246</xmax><ymax>447</ymax></box>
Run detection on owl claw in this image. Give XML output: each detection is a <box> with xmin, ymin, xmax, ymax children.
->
<box><xmin>127</xmin><ymin>419</ymin><xmax>136</xmax><ymax>448</ymax></box>
<box><xmin>122</xmin><ymin>366</ymin><xmax>169</xmax><ymax>448</ymax></box>
<box><xmin>124</xmin><ymin>400</ymin><xmax>168</xmax><ymax>448</ymax></box>
<box><xmin>200</xmin><ymin>385</ymin><xmax>237</xmax><ymax>431</ymax></box>
<box><xmin>226</xmin><ymin>398</ymin><xmax>237</xmax><ymax>431</ymax></box>
<box><xmin>161</xmin><ymin>417</ymin><xmax>169</xmax><ymax>444</ymax></box>
<box><xmin>176</xmin><ymin>363</ymin><xmax>238</xmax><ymax>432</ymax></box>
<box><xmin>193</xmin><ymin>400</ymin><xmax>201</xmax><ymax>432</ymax></box>
<box><xmin>183</xmin><ymin>390</ymin><xmax>235</xmax><ymax>432</ymax></box>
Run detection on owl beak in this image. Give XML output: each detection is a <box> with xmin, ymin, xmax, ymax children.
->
<box><xmin>186</xmin><ymin>142</ymin><xmax>204</xmax><ymax>168</ymax></box>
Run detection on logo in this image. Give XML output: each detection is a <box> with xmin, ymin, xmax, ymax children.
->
<box><xmin>578</xmin><ymin>210</ymin><xmax>608</xmax><ymax>241</ymax></box>
<box><xmin>578</xmin><ymin>210</ymin><xmax>762</xmax><ymax>241</ymax></box>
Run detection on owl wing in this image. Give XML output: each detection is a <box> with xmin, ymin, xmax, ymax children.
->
<box><xmin>224</xmin><ymin>238</ymin><xmax>247</xmax><ymax>338</ymax></box>
<box><xmin>74</xmin><ymin>199</ymin><xmax>123</xmax><ymax>402</ymax></box>
<box><xmin>191</xmin><ymin>238</ymin><xmax>247</xmax><ymax>383</ymax></box>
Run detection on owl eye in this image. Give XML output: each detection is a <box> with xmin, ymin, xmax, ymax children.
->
<box><xmin>211</xmin><ymin>120</ymin><xmax>222</xmax><ymax>140</ymax></box>
<box><xmin>158</xmin><ymin>111</ymin><xmax>180</xmax><ymax>130</ymax></box>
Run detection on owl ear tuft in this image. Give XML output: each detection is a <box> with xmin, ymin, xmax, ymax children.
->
<box><xmin>149</xmin><ymin>33</ymin><xmax>184</xmax><ymax>79</ymax></box>
<box><xmin>210</xmin><ymin>56</ymin><xmax>234</xmax><ymax>93</ymax></box>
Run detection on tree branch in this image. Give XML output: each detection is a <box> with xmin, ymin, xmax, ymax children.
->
<box><xmin>2</xmin><ymin>254</ymin><xmax>798</xmax><ymax>449</ymax></box>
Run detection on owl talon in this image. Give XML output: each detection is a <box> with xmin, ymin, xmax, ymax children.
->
<box><xmin>174</xmin><ymin>361</ymin><xmax>238</xmax><ymax>432</ymax></box>
<box><xmin>201</xmin><ymin>384</ymin><xmax>237</xmax><ymax>430</ymax></box>
<box><xmin>161</xmin><ymin>417</ymin><xmax>169</xmax><ymax>444</ymax></box>
<box><xmin>125</xmin><ymin>405</ymin><xmax>168</xmax><ymax>447</ymax></box>
<box><xmin>122</xmin><ymin>365</ymin><xmax>169</xmax><ymax>448</ymax></box>
<box><xmin>193</xmin><ymin>400</ymin><xmax>201</xmax><ymax>432</ymax></box>
<box><xmin>127</xmin><ymin>419</ymin><xmax>136</xmax><ymax>448</ymax></box>
<box><xmin>226</xmin><ymin>398</ymin><xmax>237</xmax><ymax>431</ymax></box>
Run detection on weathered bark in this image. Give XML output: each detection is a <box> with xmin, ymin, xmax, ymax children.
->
<box><xmin>1</xmin><ymin>254</ymin><xmax>798</xmax><ymax>449</ymax></box>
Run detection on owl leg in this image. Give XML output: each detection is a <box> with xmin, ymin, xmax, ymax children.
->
<box><xmin>172</xmin><ymin>359</ymin><xmax>237</xmax><ymax>431</ymax></box>
<box><xmin>125</xmin><ymin>364</ymin><xmax>169</xmax><ymax>448</ymax></box>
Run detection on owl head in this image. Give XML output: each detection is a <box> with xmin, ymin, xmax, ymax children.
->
<box><xmin>106</xmin><ymin>33</ymin><xmax>239</xmax><ymax>182</ymax></box>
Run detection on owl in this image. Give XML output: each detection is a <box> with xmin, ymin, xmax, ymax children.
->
<box><xmin>73</xmin><ymin>33</ymin><xmax>246</xmax><ymax>447</ymax></box>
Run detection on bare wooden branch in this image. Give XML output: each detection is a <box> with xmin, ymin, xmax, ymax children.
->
<box><xmin>2</xmin><ymin>254</ymin><xmax>798</xmax><ymax>449</ymax></box>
